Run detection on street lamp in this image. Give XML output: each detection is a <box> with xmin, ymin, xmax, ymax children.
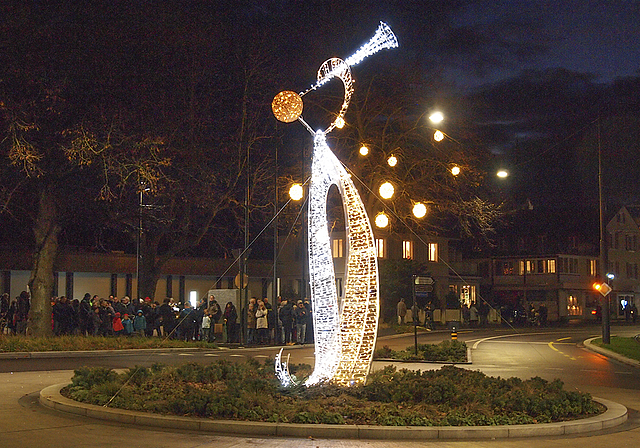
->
<box><xmin>429</xmin><ymin>111</ymin><xmax>444</xmax><ymax>124</ymax></box>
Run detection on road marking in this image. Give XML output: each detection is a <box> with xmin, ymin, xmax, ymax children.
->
<box><xmin>472</xmin><ymin>332</ymin><xmax>555</xmax><ymax>349</ymax></box>
<box><xmin>254</xmin><ymin>355</ymin><xmax>268</xmax><ymax>358</ymax></box>
<box><xmin>556</xmin><ymin>337</ymin><xmax>571</xmax><ymax>342</ymax></box>
<box><xmin>229</xmin><ymin>354</ymin><xmax>245</xmax><ymax>357</ymax></box>
<box><xmin>548</xmin><ymin>342</ymin><xmax>576</xmax><ymax>361</ymax></box>
<box><xmin>204</xmin><ymin>354</ymin><xmax>219</xmax><ymax>357</ymax></box>
<box><xmin>178</xmin><ymin>353</ymin><xmax>193</xmax><ymax>356</ymax></box>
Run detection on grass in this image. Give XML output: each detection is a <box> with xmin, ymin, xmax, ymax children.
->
<box><xmin>373</xmin><ymin>340</ymin><xmax>467</xmax><ymax>362</ymax></box>
<box><xmin>592</xmin><ymin>335</ymin><xmax>640</xmax><ymax>362</ymax></box>
<box><xmin>0</xmin><ymin>335</ymin><xmax>217</xmax><ymax>352</ymax></box>
<box><xmin>62</xmin><ymin>359</ymin><xmax>604</xmax><ymax>426</ymax></box>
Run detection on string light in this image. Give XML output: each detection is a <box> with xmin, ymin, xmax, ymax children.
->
<box><xmin>387</xmin><ymin>155</ymin><xmax>398</xmax><ymax>167</ymax></box>
<box><xmin>359</xmin><ymin>145</ymin><xmax>369</xmax><ymax>156</ymax></box>
<box><xmin>451</xmin><ymin>165</ymin><xmax>460</xmax><ymax>176</ymax></box>
<box><xmin>379</xmin><ymin>182</ymin><xmax>394</xmax><ymax>199</ymax></box>
<box><xmin>434</xmin><ymin>130</ymin><xmax>444</xmax><ymax>142</ymax></box>
<box><xmin>412</xmin><ymin>202</ymin><xmax>427</xmax><ymax>219</ymax></box>
<box><xmin>289</xmin><ymin>183</ymin><xmax>304</xmax><ymax>201</ymax></box>
<box><xmin>375</xmin><ymin>212</ymin><xmax>389</xmax><ymax>228</ymax></box>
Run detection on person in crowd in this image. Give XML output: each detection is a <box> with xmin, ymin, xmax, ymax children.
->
<box><xmin>207</xmin><ymin>295</ymin><xmax>222</xmax><ymax>325</ymax></box>
<box><xmin>98</xmin><ymin>300</ymin><xmax>115</xmax><ymax>336</ymax></box>
<box><xmin>111</xmin><ymin>296</ymin><xmax>126</xmax><ymax>317</ymax></box>
<box><xmin>293</xmin><ymin>300</ymin><xmax>307</xmax><ymax>345</ymax></box>
<box><xmin>78</xmin><ymin>293</ymin><xmax>92</xmax><ymax>336</ymax></box>
<box><xmin>423</xmin><ymin>303</ymin><xmax>433</xmax><ymax>330</ymax></box>
<box><xmin>223</xmin><ymin>301</ymin><xmax>238</xmax><ymax>343</ymax></box>
<box><xmin>121</xmin><ymin>313</ymin><xmax>134</xmax><ymax>336</ymax></box>
<box><xmin>246</xmin><ymin>302</ymin><xmax>257</xmax><ymax>345</ymax></box>
<box><xmin>6</xmin><ymin>299</ymin><xmax>17</xmax><ymax>334</ymax></box>
<box><xmin>397</xmin><ymin>298</ymin><xmax>407</xmax><ymax>325</ymax></box>
<box><xmin>112</xmin><ymin>312</ymin><xmax>125</xmax><ymax>336</ymax></box>
<box><xmin>121</xmin><ymin>296</ymin><xmax>136</xmax><ymax>317</ymax></box>
<box><xmin>177</xmin><ymin>302</ymin><xmax>196</xmax><ymax>341</ymax></box>
<box><xmin>411</xmin><ymin>301</ymin><xmax>420</xmax><ymax>326</ymax></box>
<box><xmin>304</xmin><ymin>298</ymin><xmax>313</xmax><ymax>344</ymax></box>
<box><xmin>157</xmin><ymin>298</ymin><xmax>176</xmax><ymax>338</ymax></box>
<box><xmin>90</xmin><ymin>305</ymin><xmax>101</xmax><ymax>336</ymax></box>
<box><xmin>52</xmin><ymin>296</ymin><xmax>75</xmax><ymax>335</ymax></box>
<box><xmin>0</xmin><ymin>293</ymin><xmax>9</xmax><ymax>333</ymax></box>
<box><xmin>279</xmin><ymin>298</ymin><xmax>294</xmax><ymax>345</ymax></box>
<box><xmin>141</xmin><ymin>298</ymin><xmax>156</xmax><ymax>337</ymax></box>
<box><xmin>469</xmin><ymin>302</ymin><xmax>479</xmax><ymax>327</ymax></box>
<box><xmin>263</xmin><ymin>297</ymin><xmax>276</xmax><ymax>344</ymax></box>
<box><xmin>15</xmin><ymin>290</ymin><xmax>30</xmax><ymax>335</ymax></box>
<box><xmin>255</xmin><ymin>299</ymin><xmax>269</xmax><ymax>344</ymax></box>
<box><xmin>201</xmin><ymin>313</ymin><xmax>213</xmax><ymax>342</ymax></box>
<box><xmin>133</xmin><ymin>309</ymin><xmax>147</xmax><ymax>336</ymax></box>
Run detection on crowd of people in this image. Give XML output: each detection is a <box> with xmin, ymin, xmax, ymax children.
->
<box><xmin>0</xmin><ymin>291</ymin><xmax>315</xmax><ymax>346</ymax></box>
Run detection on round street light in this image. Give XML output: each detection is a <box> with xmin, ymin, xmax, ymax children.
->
<box><xmin>379</xmin><ymin>181</ymin><xmax>395</xmax><ymax>199</ymax></box>
<box><xmin>451</xmin><ymin>165</ymin><xmax>461</xmax><ymax>176</ymax></box>
<box><xmin>359</xmin><ymin>145</ymin><xmax>369</xmax><ymax>156</ymax></box>
<box><xmin>375</xmin><ymin>212</ymin><xmax>389</xmax><ymax>228</ymax></box>
<box><xmin>289</xmin><ymin>183</ymin><xmax>303</xmax><ymax>201</ymax></box>
<box><xmin>497</xmin><ymin>170</ymin><xmax>509</xmax><ymax>178</ymax></box>
<box><xmin>412</xmin><ymin>202</ymin><xmax>427</xmax><ymax>219</ymax></box>
<box><xmin>429</xmin><ymin>111</ymin><xmax>444</xmax><ymax>124</ymax></box>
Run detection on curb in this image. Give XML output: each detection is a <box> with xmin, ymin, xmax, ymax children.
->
<box><xmin>0</xmin><ymin>346</ymin><xmax>207</xmax><ymax>360</ymax></box>
<box><xmin>583</xmin><ymin>337</ymin><xmax>640</xmax><ymax>369</ymax></box>
<box><xmin>39</xmin><ymin>383</ymin><xmax>627</xmax><ymax>440</ymax></box>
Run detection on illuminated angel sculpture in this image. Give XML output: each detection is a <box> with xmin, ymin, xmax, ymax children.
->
<box><xmin>272</xmin><ymin>22</ymin><xmax>398</xmax><ymax>386</ymax></box>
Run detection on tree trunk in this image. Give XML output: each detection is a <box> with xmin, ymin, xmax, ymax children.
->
<box><xmin>28</xmin><ymin>187</ymin><xmax>61</xmax><ymax>337</ymax></box>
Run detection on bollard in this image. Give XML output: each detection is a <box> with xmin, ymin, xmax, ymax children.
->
<box><xmin>451</xmin><ymin>330</ymin><xmax>457</xmax><ymax>341</ymax></box>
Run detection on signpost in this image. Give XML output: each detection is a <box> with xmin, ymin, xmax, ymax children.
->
<box><xmin>412</xmin><ymin>276</ymin><xmax>434</xmax><ymax>355</ymax></box>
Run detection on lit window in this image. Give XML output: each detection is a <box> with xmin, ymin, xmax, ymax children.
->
<box><xmin>189</xmin><ymin>290</ymin><xmax>198</xmax><ymax>308</ymax></box>
<box><xmin>428</xmin><ymin>243</ymin><xmax>438</xmax><ymax>262</ymax></box>
<box><xmin>402</xmin><ymin>240</ymin><xmax>413</xmax><ymax>259</ymax></box>
<box><xmin>547</xmin><ymin>259</ymin><xmax>556</xmax><ymax>273</ymax></box>
<box><xmin>375</xmin><ymin>238</ymin><xmax>386</xmax><ymax>258</ymax></box>
<box><xmin>332</xmin><ymin>238</ymin><xmax>344</xmax><ymax>258</ymax></box>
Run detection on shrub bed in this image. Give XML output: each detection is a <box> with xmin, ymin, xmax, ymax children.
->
<box><xmin>373</xmin><ymin>340</ymin><xmax>467</xmax><ymax>362</ymax></box>
<box><xmin>62</xmin><ymin>360</ymin><xmax>604</xmax><ymax>426</ymax></box>
<box><xmin>0</xmin><ymin>335</ymin><xmax>216</xmax><ymax>352</ymax></box>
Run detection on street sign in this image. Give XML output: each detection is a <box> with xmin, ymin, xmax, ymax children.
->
<box><xmin>234</xmin><ymin>273</ymin><xmax>249</xmax><ymax>288</ymax></box>
<box><xmin>597</xmin><ymin>282</ymin><xmax>612</xmax><ymax>296</ymax></box>
<box><xmin>415</xmin><ymin>276</ymin><xmax>434</xmax><ymax>285</ymax></box>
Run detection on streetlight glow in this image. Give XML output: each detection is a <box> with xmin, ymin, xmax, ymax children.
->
<box><xmin>433</xmin><ymin>130</ymin><xmax>444</xmax><ymax>142</ymax></box>
<box><xmin>451</xmin><ymin>165</ymin><xmax>461</xmax><ymax>176</ymax></box>
<box><xmin>412</xmin><ymin>202</ymin><xmax>427</xmax><ymax>218</ymax></box>
<box><xmin>387</xmin><ymin>155</ymin><xmax>397</xmax><ymax>167</ymax></box>
<box><xmin>375</xmin><ymin>212</ymin><xmax>389</xmax><ymax>228</ymax></box>
<box><xmin>497</xmin><ymin>170</ymin><xmax>509</xmax><ymax>178</ymax></box>
<box><xmin>359</xmin><ymin>145</ymin><xmax>369</xmax><ymax>156</ymax></box>
<box><xmin>379</xmin><ymin>181</ymin><xmax>394</xmax><ymax>199</ymax></box>
<box><xmin>289</xmin><ymin>183</ymin><xmax>303</xmax><ymax>201</ymax></box>
<box><xmin>429</xmin><ymin>111</ymin><xmax>444</xmax><ymax>124</ymax></box>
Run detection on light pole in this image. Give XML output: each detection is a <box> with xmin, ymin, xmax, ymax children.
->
<box><xmin>136</xmin><ymin>184</ymin><xmax>150</xmax><ymax>301</ymax></box>
<box><xmin>598</xmin><ymin>119</ymin><xmax>611</xmax><ymax>344</ymax></box>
